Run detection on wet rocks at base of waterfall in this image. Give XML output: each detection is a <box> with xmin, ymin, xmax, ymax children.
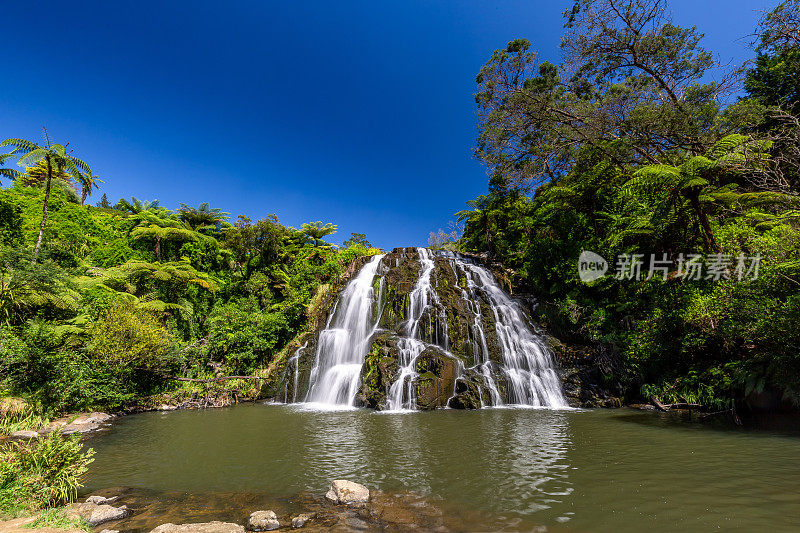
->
<box><xmin>246</xmin><ymin>510</ymin><xmax>280</xmax><ymax>531</ymax></box>
<box><xmin>413</xmin><ymin>348</ymin><xmax>461</xmax><ymax>410</ymax></box>
<box><xmin>447</xmin><ymin>371</ymin><xmax>492</xmax><ymax>409</ymax></box>
<box><xmin>325</xmin><ymin>480</ymin><xmax>370</xmax><ymax>505</ymax></box>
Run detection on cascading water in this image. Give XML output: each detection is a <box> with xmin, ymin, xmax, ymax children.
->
<box><xmin>304</xmin><ymin>254</ymin><xmax>385</xmax><ymax>407</ymax></box>
<box><xmin>297</xmin><ymin>248</ymin><xmax>566</xmax><ymax>410</ymax></box>
<box><xmin>446</xmin><ymin>253</ymin><xmax>567</xmax><ymax>408</ymax></box>
<box><xmin>385</xmin><ymin>248</ymin><xmax>442</xmax><ymax>411</ymax></box>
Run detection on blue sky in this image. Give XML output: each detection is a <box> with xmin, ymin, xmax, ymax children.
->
<box><xmin>1</xmin><ymin>0</ymin><xmax>775</xmax><ymax>249</ymax></box>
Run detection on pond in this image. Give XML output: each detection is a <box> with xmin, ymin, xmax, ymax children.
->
<box><xmin>84</xmin><ymin>404</ymin><xmax>800</xmax><ymax>532</ymax></box>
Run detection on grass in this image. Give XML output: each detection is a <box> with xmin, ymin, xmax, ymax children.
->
<box><xmin>0</xmin><ymin>413</ymin><xmax>49</xmax><ymax>437</ymax></box>
<box><xmin>24</xmin><ymin>508</ymin><xmax>90</xmax><ymax>532</ymax></box>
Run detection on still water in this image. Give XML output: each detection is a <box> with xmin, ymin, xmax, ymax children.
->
<box><xmin>85</xmin><ymin>404</ymin><xmax>800</xmax><ymax>532</ymax></box>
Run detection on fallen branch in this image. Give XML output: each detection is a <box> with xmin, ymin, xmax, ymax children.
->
<box><xmin>649</xmin><ymin>396</ymin><xmax>704</xmax><ymax>411</ymax></box>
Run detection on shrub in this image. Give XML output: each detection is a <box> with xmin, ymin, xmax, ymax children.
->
<box><xmin>0</xmin><ymin>431</ymin><xmax>95</xmax><ymax>518</ymax></box>
<box><xmin>206</xmin><ymin>296</ymin><xmax>291</xmax><ymax>374</ymax></box>
<box><xmin>88</xmin><ymin>303</ymin><xmax>176</xmax><ymax>372</ymax></box>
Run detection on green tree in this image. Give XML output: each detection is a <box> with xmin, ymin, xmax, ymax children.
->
<box><xmin>95</xmin><ymin>193</ymin><xmax>112</xmax><ymax>209</ymax></box>
<box><xmin>0</xmin><ymin>153</ymin><xmax>20</xmax><ymax>184</ymax></box>
<box><xmin>301</xmin><ymin>221</ymin><xmax>337</xmax><ymax>247</ymax></box>
<box><xmin>77</xmin><ymin>170</ymin><xmax>103</xmax><ymax>206</ymax></box>
<box><xmin>0</xmin><ymin>133</ymin><xmax>91</xmax><ymax>260</ymax></box>
<box><xmin>475</xmin><ymin>0</ymin><xmax>727</xmax><ymax>190</ymax></box>
<box><xmin>343</xmin><ymin>232</ymin><xmax>371</xmax><ymax>248</ymax></box>
<box><xmin>114</xmin><ymin>197</ymin><xmax>160</xmax><ymax>214</ymax></box>
<box><xmin>178</xmin><ymin>202</ymin><xmax>230</xmax><ymax>232</ymax></box>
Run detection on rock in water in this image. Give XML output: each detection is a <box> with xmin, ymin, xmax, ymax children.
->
<box><xmin>151</xmin><ymin>523</ymin><xmax>246</xmax><ymax>533</ymax></box>
<box><xmin>68</xmin><ymin>502</ymin><xmax>130</xmax><ymax>526</ymax></box>
<box><xmin>246</xmin><ymin>511</ymin><xmax>280</xmax><ymax>531</ymax></box>
<box><xmin>325</xmin><ymin>480</ymin><xmax>370</xmax><ymax>504</ymax></box>
<box><xmin>86</xmin><ymin>495</ymin><xmax>118</xmax><ymax>505</ymax></box>
<box><xmin>291</xmin><ymin>514</ymin><xmax>312</xmax><ymax>528</ymax></box>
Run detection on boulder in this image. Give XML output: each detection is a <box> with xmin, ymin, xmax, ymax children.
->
<box><xmin>99</xmin><ymin>530</ymin><xmax>120</xmax><ymax>533</ymax></box>
<box><xmin>9</xmin><ymin>430</ymin><xmax>39</xmax><ymax>439</ymax></box>
<box><xmin>151</xmin><ymin>523</ymin><xmax>246</xmax><ymax>533</ymax></box>
<box><xmin>325</xmin><ymin>480</ymin><xmax>370</xmax><ymax>505</ymax></box>
<box><xmin>68</xmin><ymin>502</ymin><xmax>130</xmax><ymax>526</ymax></box>
<box><xmin>246</xmin><ymin>510</ymin><xmax>279</xmax><ymax>531</ymax></box>
<box><xmin>0</xmin><ymin>397</ymin><xmax>29</xmax><ymax>418</ymax></box>
<box><xmin>291</xmin><ymin>514</ymin><xmax>312</xmax><ymax>528</ymax></box>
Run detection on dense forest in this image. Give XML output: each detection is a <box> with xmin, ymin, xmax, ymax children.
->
<box><xmin>452</xmin><ymin>0</ymin><xmax>800</xmax><ymax>410</ymax></box>
<box><xmin>0</xmin><ymin>146</ymin><xmax>379</xmax><ymax>417</ymax></box>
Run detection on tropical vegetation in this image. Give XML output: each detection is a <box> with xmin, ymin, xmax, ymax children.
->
<box><xmin>452</xmin><ymin>0</ymin><xmax>800</xmax><ymax>410</ymax></box>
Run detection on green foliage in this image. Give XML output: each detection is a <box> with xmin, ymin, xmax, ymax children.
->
<box><xmin>0</xmin><ymin>432</ymin><xmax>95</xmax><ymax>517</ymax></box>
<box><xmin>206</xmin><ymin>297</ymin><xmax>291</xmax><ymax>375</ymax></box>
<box><xmin>0</xmin><ymin>248</ymin><xmax>78</xmax><ymax>325</ymax></box>
<box><xmin>300</xmin><ymin>221</ymin><xmax>337</xmax><ymax>247</ymax></box>
<box><xmin>461</xmin><ymin>0</ymin><xmax>800</xmax><ymax>409</ymax></box>
<box><xmin>0</xmin><ymin>197</ymin><xmax>23</xmax><ymax>246</ymax></box>
<box><xmin>343</xmin><ymin>232</ymin><xmax>371</xmax><ymax>248</ymax></box>
<box><xmin>88</xmin><ymin>303</ymin><xmax>177</xmax><ymax>375</ymax></box>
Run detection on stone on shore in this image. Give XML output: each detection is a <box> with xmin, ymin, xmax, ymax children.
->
<box><xmin>67</xmin><ymin>502</ymin><xmax>130</xmax><ymax>526</ymax></box>
<box><xmin>246</xmin><ymin>510</ymin><xmax>280</xmax><ymax>531</ymax></box>
<box><xmin>9</xmin><ymin>430</ymin><xmax>39</xmax><ymax>439</ymax></box>
<box><xmin>151</xmin><ymin>522</ymin><xmax>246</xmax><ymax>533</ymax></box>
<box><xmin>325</xmin><ymin>480</ymin><xmax>370</xmax><ymax>505</ymax></box>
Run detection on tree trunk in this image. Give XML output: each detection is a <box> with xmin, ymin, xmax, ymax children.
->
<box><xmin>80</xmin><ymin>184</ymin><xmax>88</xmax><ymax>205</ymax></box>
<box><xmin>32</xmin><ymin>158</ymin><xmax>53</xmax><ymax>261</ymax></box>
<box><xmin>688</xmin><ymin>192</ymin><xmax>721</xmax><ymax>253</ymax></box>
<box><xmin>155</xmin><ymin>236</ymin><xmax>162</xmax><ymax>261</ymax></box>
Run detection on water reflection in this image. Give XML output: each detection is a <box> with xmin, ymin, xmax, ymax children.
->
<box><xmin>84</xmin><ymin>404</ymin><xmax>800</xmax><ymax>532</ymax></box>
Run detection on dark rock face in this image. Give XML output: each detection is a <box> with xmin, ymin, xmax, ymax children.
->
<box><xmin>547</xmin><ymin>336</ymin><xmax>623</xmax><ymax>408</ymax></box>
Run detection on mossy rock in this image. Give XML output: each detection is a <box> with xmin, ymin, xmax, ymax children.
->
<box><xmin>413</xmin><ymin>348</ymin><xmax>461</xmax><ymax>410</ymax></box>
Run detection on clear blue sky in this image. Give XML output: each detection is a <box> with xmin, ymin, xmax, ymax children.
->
<box><xmin>1</xmin><ymin>0</ymin><xmax>775</xmax><ymax>249</ymax></box>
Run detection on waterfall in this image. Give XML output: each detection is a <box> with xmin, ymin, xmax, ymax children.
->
<box><xmin>446</xmin><ymin>253</ymin><xmax>567</xmax><ymax>408</ymax></box>
<box><xmin>386</xmin><ymin>248</ymin><xmax>440</xmax><ymax>411</ymax></box>
<box><xmin>299</xmin><ymin>248</ymin><xmax>565</xmax><ymax>410</ymax></box>
<box><xmin>304</xmin><ymin>254</ymin><xmax>385</xmax><ymax>408</ymax></box>
<box><xmin>285</xmin><ymin>342</ymin><xmax>307</xmax><ymax>403</ymax></box>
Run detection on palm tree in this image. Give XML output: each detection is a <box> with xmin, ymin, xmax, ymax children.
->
<box><xmin>129</xmin><ymin>210</ymin><xmax>199</xmax><ymax>261</ymax></box>
<box><xmin>0</xmin><ymin>153</ymin><xmax>20</xmax><ymax>184</ymax></box>
<box><xmin>115</xmin><ymin>197</ymin><xmax>160</xmax><ymax>214</ymax></box>
<box><xmin>624</xmin><ymin>135</ymin><xmax>789</xmax><ymax>253</ymax></box>
<box><xmin>178</xmin><ymin>202</ymin><xmax>230</xmax><ymax>231</ymax></box>
<box><xmin>456</xmin><ymin>195</ymin><xmax>493</xmax><ymax>252</ymax></box>
<box><xmin>77</xmin><ymin>170</ymin><xmax>103</xmax><ymax>205</ymax></box>
<box><xmin>1</xmin><ymin>131</ymin><xmax>91</xmax><ymax>260</ymax></box>
<box><xmin>300</xmin><ymin>221</ymin><xmax>337</xmax><ymax>247</ymax></box>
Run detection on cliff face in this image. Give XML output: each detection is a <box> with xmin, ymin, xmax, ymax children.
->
<box><xmin>280</xmin><ymin>248</ymin><xmax>569</xmax><ymax>410</ymax></box>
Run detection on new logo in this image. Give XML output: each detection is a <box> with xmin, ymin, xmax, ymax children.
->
<box><xmin>578</xmin><ymin>250</ymin><xmax>608</xmax><ymax>282</ymax></box>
